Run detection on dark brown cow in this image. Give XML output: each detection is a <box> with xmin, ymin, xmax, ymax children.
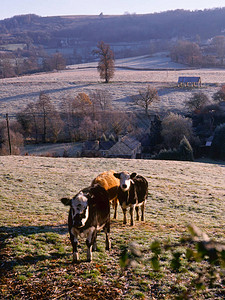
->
<box><xmin>91</xmin><ymin>170</ymin><xmax>120</xmax><ymax>219</ymax></box>
<box><xmin>61</xmin><ymin>184</ymin><xmax>110</xmax><ymax>262</ymax></box>
<box><xmin>114</xmin><ymin>172</ymin><xmax>148</xmax><ymax>226</ymax></box>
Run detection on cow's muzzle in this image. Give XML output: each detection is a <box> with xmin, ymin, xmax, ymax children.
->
<box><xmin>73</xmin><ymin>214</ymin><xmax>83</xmax><ymax>227</ymax></box>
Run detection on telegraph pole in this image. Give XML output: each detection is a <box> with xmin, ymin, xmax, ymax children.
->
<box><xmin>6</xmin><ymin>113</ymin><xmax>12</xmax><ymax>155</ymax></box>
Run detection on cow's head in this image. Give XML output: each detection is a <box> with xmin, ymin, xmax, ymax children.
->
<box><xmin>61</xmin><ymin>191</ymin><xmax>89</xmax><ymax>228</ymax></box>
<box><xmin>114</xmin><ymin>172</ymin><xmax>137</xmax><ymax>192</ymax></box>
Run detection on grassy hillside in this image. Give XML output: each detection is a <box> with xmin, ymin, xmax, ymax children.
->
<box><xmin>0</xmin><ymin>60</ymin><xmax>223</xmax><ymax>116</ymax></box>
<box><xmin>0</xmin><ymin>156</ymin><xmax>224</xmax><ymax>299</ymax></box>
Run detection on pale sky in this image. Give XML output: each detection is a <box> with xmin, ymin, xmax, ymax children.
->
<box><xmin>0</xmin><ymin>0</ymin><xmax>225</xmax><ymax>20</ymax></box>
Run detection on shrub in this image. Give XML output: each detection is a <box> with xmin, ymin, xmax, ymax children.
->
<box><xmin>185</xmin><ymin>92</ymin><xmax>210</xmax><ymax>113</ymax></box>
<box><xmin>210</xmin><ymin>123</ymin><xmax>225</xmax><ymax>160</ymax></box>
<box><xmin>161</xmin><ymin>113</ymin><xmax>193</xmax><ymax>149</ymax></box>
<box><xmin>178</xmin><ymin>136</ymin><xmax>194</xmax><ymax>161</ymax></box>
<box><xmin>120</xmin><ymin>225</ymin><xmax>225</xmax><ymax>299</ymax></box>
<box><xmin>154</xmin><ymin>148</ymin><xmax>179</xmax><ymax>160</ymax></box>
<box><xmin>154</xmin><ymin>136</ymin><xmax>194</xmax><ymax>161</ymax></box>
<box><xmin>212</xmin><ymin>85</ymin><xmax>225</xmax><ymax>103</ymax></box>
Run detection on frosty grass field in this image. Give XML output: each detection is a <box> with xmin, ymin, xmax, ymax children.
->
<box><xmin>0</xmin><ymin>53</ymin><xmax>224</xmax><ymax>116</ymax></box>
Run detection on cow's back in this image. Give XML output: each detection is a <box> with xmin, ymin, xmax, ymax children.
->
<box><xmin>92</xmin><ymin>170</ymin><xmax>119</xmax><ymax>201</ymax></box>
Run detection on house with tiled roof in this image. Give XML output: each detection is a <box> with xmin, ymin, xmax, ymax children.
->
<box><xmin>81</xmin><ymin>140</ymin><xmax>100</xmax><ymax>157</ymax></box>
<box><xmin>99</xmin><ymin>140</ymin><xmax>116</xmax><ymax>157</ymax></box>
<box><xmin>107</xmin><ymin>135</ymin><xmax>141</xmax><ymax>159</ymax></box>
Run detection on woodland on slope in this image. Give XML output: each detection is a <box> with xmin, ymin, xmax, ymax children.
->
<box><xmin>1</xmin><ymin>8</ymin><xmax>225</xmax><ymax>74</ymax></box>
<box><xmin>1</xmin><ymin>8</ymin><xmax>225</xmax><ymax>45</ymax></box>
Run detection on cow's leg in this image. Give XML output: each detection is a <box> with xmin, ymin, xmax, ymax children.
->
<box><xmin>86</xmin><ymin>227</ymin><xmax>96</xmax><ymax>262</ymax></box>
<box><xmin>122</xmin><ymin>208</ymin><xmax>127</xmax><ymax>224</ymax></box>
<box><xmin>113</xmin><ymin>199</ymin><xmax>118</xmax><ymax>219</ymax></box>
<box><xmin>104</xmin><ymin>221</ymin><xmax>111</xmax><ymax>251</ymax></box>
<box><xmin>86</xmin><ymin>241</ymin><xmax>93</xmax><ymax>262</ymax></box>
<box><xmin>70</xmin><ymin>230</ymin><xmax>79</xmax><ymax>263</ymax></box>
<box><xmin>130</xmin><ymin>206</ymin><xmax>134</xmax><ymax>226</ymax></box>
<box><xmin>135</xmin><ymin>205</ymin><xmax>139</xmax><ymax>221</ymax></box>
<box><xmin>93</xmin><ymin>233</ymin><xmax>97</xmax><ymax>251</ymax></box>
<box><xmin>141</xmin><ymin>201</ymin><xmax>145</xmax><ymax>221</ymax></box>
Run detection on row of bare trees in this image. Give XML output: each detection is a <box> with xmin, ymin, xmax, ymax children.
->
<box><xmin>170</xmin><ymin>36</ymin><xmax>225</xmax><ymax>67</ymax></box>
<box><xmin>1</xmin><ymin>85</ymin><xmax>159</xmax><ymax>154</ymax></box>
<box><xmin>0</xmin><ymin>52</ymin><xmax>66</xmax><ymax>78</ymax></box>
<box><xmin>15</xmin><ymin>89</ymin><xmax>133</xmax><ymax>145</ymax></box>
<box><xmin>0</xmin><ymin>40</ymin><xmax>114</xmax><ymax>82</ymax></box>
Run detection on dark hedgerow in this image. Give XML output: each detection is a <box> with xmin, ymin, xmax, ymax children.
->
<box><xmin>210</xmin><ymin>123</ymin><xmax>225</xmax><ymax>160</ymax></box>
<box><xmin>154</xmin><ymin>136</ymin><xmax>194</xmax><ymax>161</ymax></box>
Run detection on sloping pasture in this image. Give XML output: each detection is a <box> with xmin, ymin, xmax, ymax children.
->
<box><xmin>0</xmin><ymin>156</ymin><xmax>224</xmax><ymax>299</ymax></box>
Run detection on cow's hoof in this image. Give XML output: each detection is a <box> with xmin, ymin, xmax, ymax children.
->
<box><xmin>72</xmin><ymin>257</ymin><xmax>79</xmax><ymax>264</ymax></box>
<box><xmin>93</xmin><ymin>243</ymin><xmax>97</xmax><ymax>252</ymax></box>
<box><xmin>106</xmin><ymin>241</ymin><xmax>111</xmax><ymax>251</ymax></box>
<box><xmin>73</xmin><ymin>252</ymin><xmax>79</xmax><ymax>263</ymax></box>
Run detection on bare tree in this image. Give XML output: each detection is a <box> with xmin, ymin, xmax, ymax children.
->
<box><xmin>35</xmin><ymin>92</ymin><xmax>63</xmax><ymax>143</ymax></box>
<box><xmin>73</xmin><ymin>92</ymin><xmax>92</xmax><ymax>114</ymax></box>
<box><xmin>94</xmin><ymin>41</ymin><xmax>115</xmax><ymax>83</ymax></box>
<box><xmin>79</xmin><ymin>116</ymin><xmax>102</xmax><ymax>140</ymax></box>
<box><xmin>51</xmin><ymin>53</ymin><xmax>66</xmax><ymax>70</ymax></box>
<box><xmin>60</xmin><ymin>93</ymin><xmax>92</xmax><ymax>141</ymax></box>
<box><xmin>0</xmin><ymin>120</ymin><xmax>24</xmax><ymax>155</ymax></box>
<box><xmin>0</xmin><ymin>59</ymin><xmax>16</xmax><ymax>78</ymax></box>
<box><xmin>89</xmin><ymin>89</ymin><xmax>112</xmax><ymax>112</ymax></box>
<box><xmin>22</xmin><ymin>56</ymin><xmax>39</xmax><ymax>74</ymax></box>
<box><xmin>60</xmin><ymin>95</ymin><xmax>76</xmax><ymax>141</ymax></box>
<box><xmin>170</xmin><ymin>40</ymin><xmax>202</xmax><ymax>65</ymax></box>
<box><xmin>132</xmin><ymin>85</ymin><xmax>159</xmax><ymax>116</ymax></box>
<box><xmin>26</xmin><ymin>103</ymin><xmax>39</xmax><ymax>142</ymax></box>
<box><xmin>212</xmin><ymin>36</ymin><xmax>225</xmax><ymax>65</ymax></box>
<box><xmin>76</xmin><ymin>92</ymin><xmax>92</xmax><ymax>106</ymax></box>
<box><xmin>42</xmin><ymin>52</ymin><xmax>66</xmax><ymax>71</ymax></box>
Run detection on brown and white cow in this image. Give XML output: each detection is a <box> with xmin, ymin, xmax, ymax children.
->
<box><xmin>114</xmin><ymin>172</ymin><xmax>148</xmax><ymax>226</ymax></box>
<box><xmin>61</xmin><ymin>184</ymin><xmax>111</xmax><ymax>262</ymax></box>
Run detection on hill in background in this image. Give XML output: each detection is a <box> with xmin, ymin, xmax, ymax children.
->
<box><xmin>1</xmin><ymin>8</ymin><xmax>225</xmax><ymax>62</ymax></box>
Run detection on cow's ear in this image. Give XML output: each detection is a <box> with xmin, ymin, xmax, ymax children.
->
<box><xmin>130</xmin><ymin>172</ymin><xmax>137</xmax><ymax>179</ymax></box>
<box><xmin>61</xmin><ymin>197</ymin><xmax>71</xmax><ymax>206</ymax></box>
<box><xmin>113</xmin><ymin>172</ymin><xmax>121</xmax><ymax>179</ymax></box>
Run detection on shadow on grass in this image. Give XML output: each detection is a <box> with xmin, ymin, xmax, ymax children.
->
<box><xmin>0</xmin><ymin>224</ymin><xmax>68</xmax><ymax>237</ymax></box>
<box><xmin>0</xmin><ymin>224</ymin><xmax>69</xmax><ymax>273</ymax></box>
<box><xmin>195</xmin><ymin>158</ymin><xmax>225</xmax><ymax>166</ymax></box>
<box><xmin>2</xmin><ymin>253</ymin><xmax>71</xmax><ymax>273</ymax></box>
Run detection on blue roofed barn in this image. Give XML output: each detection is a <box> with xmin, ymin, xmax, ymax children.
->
<box><xmin>178</xmin><ymin>76</ymin><xmax>201</xmax><ymax>87</ymax></box>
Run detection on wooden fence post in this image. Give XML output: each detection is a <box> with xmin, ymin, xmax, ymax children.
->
<box><xmin>6</xmin><ymin>113</ymin><xmax>12</xmax><ymax>155</ymax></box>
